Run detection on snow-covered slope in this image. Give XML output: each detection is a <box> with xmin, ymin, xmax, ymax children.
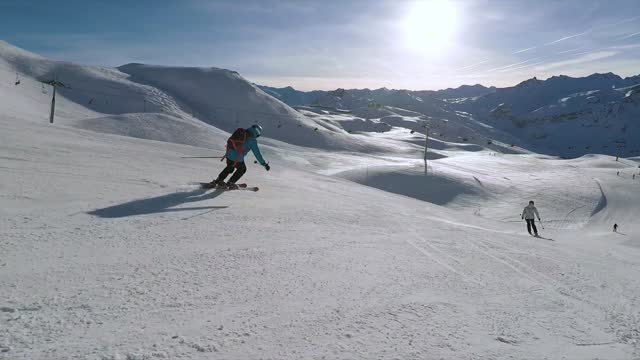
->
<box><xmin>116</xmin><ymin>63</ymin><xmax>330</xmax><ymax>148</ymax></box>
<box><xmin>3</xmin><ymin>98</ymin><xmax>640</xmax><ymax>359</ymax></box>
<box><xmin>2</xmin><ymin>40</ymin><xmax>640</xmax><ymax>360</ymax></box>
<box><xmin>452</xmin><ymin>74</ymin><xmax>640</xmax><ymax>157</ymax></box>
<box><xmin>74</xmin><ymin>113</ymin><xmax>228</xmax><ymax>149</ymax></box>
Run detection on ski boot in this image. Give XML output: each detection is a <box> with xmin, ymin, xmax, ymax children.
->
<box><xmin>206</xmin><ymin>179</ymin><xmax>227</xmax><ymax>189</ymax></box>
<box><xmin>226</xmin><ymin>182</ymin><xmax>239</xmax><ymax>190</ymax></box>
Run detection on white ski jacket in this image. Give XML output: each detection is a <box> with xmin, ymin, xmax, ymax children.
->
<box><xmin>522</xmin><ymin>205</ymin><xmax>540</xmax><ymax>220</ymax></box>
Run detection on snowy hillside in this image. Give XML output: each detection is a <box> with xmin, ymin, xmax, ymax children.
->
<box><xmin>273</xmin><ymin>86</ymin><xmax>459</xmax><ymax>120</ymax></box>
<box><xmin>261</xmin><ymin>73</ymin><xmax>640</xmax><ymax>158</ymax></box>
<box><xmin>2</xmin><ymin>41</ymin><xmax>640</xmax><ymax>359</ymax></box>
<box><xmin>453</xmin><ymin>74</ymin><xmax>640</xmax><ymax>157</ymax></box>
<box><xmin>0</xmin><ymin>40</ymin><xmax>403</xmax><ymax>153</ymax></box>
<box><xmin>115</xmin><ymin>63</ymin><xmax>330</xmax><ymax>148</ymax></box>
<box><xmin>458</xmin><ymin>73</ymin><xmax>640</xmax><ymax>117</ymax></box>
<box><xmin>280</xmin><ymin>87</ymin><xmax>523</xmax><ymax>154</ymax></box>
<box><xmin>259</xmin><ymin>83</ymin><xmax>496</xmax><ymax>106</ymax></box>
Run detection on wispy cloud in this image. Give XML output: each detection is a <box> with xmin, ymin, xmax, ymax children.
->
<box><xmin>506</xmin><ymin>15</ymin><xmax>640</xmax><ymax>58</ymax></box>
<box><xmin>557</xmin><ymin>47</ymin><xmax>585</xmax><ymax>54</ymax></box>
<box><xmin>570</xmin><ymin>48</ymin><xmax>611</xmax><ymax>57</ymax></box>
<box><xmin>621</xmin><ymin>31</ymin><xmax>640</xmax><ymax>40</ymax></box>
<box><xmin>454</xmin><ymin>59</ymin><xmax>490</xmax><ymax>71</ymax></box>
<box><xmin>609</xmin><ymin>43</ymin><xmax>640</xmax><ymax>50</ymax></box>
<box><xmin>533</xmin><ymin>51</ymin><xmax>618</xmax><ymax>72</ymax></box>
<box><xmin>498</xmin><ymin>60</ymin><xmax>547</xmax><ymax>73</ymax></box>
<box><xmin>607</xmin><ymin>15</ymin><xmax>640</xmax><ymax>28</ymax></box>
<box><xmin>544</xmin><ymin>31</ymin><xmax>591</xmax><ymax>45</ymax></box>
<box><xmin>486</xmin><ymin>58</ymin><xmax>540</xmax><ymax>73</ymax></box>
<box><xmin>513</xmin><ymin>46</ymin><xmax>537</xmax><ymax>54</ymax></box>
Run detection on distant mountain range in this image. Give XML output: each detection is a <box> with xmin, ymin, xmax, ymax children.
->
<box><xmin>258</xmin><ymin>83</ymin><xmax>496</xmax><ymax>107</ymax></box>
<box><xmin>259</xmin><ymin>73</ymin><xmax>640</xmax><ymax>157</ymax></box>
<box><xmin>455</xmin><ymin>73</ymin><xmax>640</xmax><ymax>157</ymax></box>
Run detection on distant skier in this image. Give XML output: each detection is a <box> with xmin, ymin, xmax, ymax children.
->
<box><xmin>521</xmin><ymin>200</ymin><xmax>541</xmax><ymax>237</ymax></box>
<box><xmin>613</xmin><ymin>223</ymin><xmax>618</xmax><ymax>233</ymax></box>
<box><xmin>210</xmin><ymin>124</ymin><xmax>270</xmax><ymax>189</ymax></box>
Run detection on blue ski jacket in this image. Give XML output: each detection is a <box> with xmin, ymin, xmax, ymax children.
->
<box><xmin>225</xmin><ymin>128</ymin><xmax>266</xmax><ymax>165</ymax></box>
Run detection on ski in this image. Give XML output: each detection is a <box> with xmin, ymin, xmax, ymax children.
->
<box><xmin>198</xmin><ymin>182</ymin><xmax>259</xmax><ymax>191</ymax></box>
<box><xmin>530</xmin><ymin>233</ymin><xmax>554</xmax><ymax>241</ymax></box>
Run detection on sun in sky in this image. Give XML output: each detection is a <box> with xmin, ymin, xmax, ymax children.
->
<box><xmin>402</xmin><ymin>0</ymin><xmax>459</xmax><ymax>57</ymax></box>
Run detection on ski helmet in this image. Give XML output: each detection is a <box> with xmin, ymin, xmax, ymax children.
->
<box><xmin>250</xmin><ymin>124</ymin><xmax>263</xmax><ymax>137</ymax></box>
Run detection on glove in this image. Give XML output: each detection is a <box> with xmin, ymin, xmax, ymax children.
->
<box><xmin>264</xmin><ymin>164</ymin><xmax>270</xmax><ymax>171</ymax></box>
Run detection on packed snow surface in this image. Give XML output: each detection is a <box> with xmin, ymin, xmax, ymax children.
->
<box><xmin>2</xmin><ymin>41</ymin><xmax>640</xmax><ymax>359</ymax></box>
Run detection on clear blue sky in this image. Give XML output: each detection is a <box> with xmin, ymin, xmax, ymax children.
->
<box><xmin>2</xmin><ymin>0</ymin><xmax>640</xmax><ymax>90</ymax></box>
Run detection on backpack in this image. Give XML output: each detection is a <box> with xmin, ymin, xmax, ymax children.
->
<box><xmin>223</xmin><ymin>128</ymin><xmax>249</xmax><ymax>164</ymax></box>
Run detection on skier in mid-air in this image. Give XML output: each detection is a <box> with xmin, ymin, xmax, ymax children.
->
<box><xmin>210</xmin><ymin>124</ymin><xmax>269</xmax><ymax>189</ymax></box>
<box><xmin>521</xmin><ymin>200</ymin><xmax>541</xmax><ymax>237</ymax></box>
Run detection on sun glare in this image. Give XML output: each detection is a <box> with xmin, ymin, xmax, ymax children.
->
<box><xmin>402</xmin><ymin>0</ymin><xmax>458</xmax><ymax>56</ymax></box>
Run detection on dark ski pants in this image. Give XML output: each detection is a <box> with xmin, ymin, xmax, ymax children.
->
<box><xmin>525</xmin><ymin>219</ymin><xmax>538</xmax><ymax>235</ymax></box>
<box><xmin>216</xmin><ymin>159</ymin><xmax>246</xmax><ymax>183</ymax></box>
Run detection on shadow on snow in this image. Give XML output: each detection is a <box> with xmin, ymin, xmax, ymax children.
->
<box><xmin>87</xmin><ymin>188</ymin><xmax>227</xmax><ymax>218</ymax></box>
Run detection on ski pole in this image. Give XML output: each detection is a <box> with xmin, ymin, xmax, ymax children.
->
<box><xmin>181</xmin><ymin>156</ymin><xmax>225</xmax><ymax>159</ymax></box>
<box><xmin>539</xmin><ymin>219</ymin><xmax>545</xmax><ymax>230</ymax></box>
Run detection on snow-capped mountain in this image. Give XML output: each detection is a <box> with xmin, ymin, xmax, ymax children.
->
<box><xmin>452</xmin><ymin>74</ymin><xmax>640</xmax><ymax>157</ymax></box>
<box><xmin>258</xmin><ymin>83</ymin><xmax>496</xmax><ymax>107</ymax></box>
<box><xmin>422</xmin><ymin>84</ymin><xmax>496</xmax><ymax>100</ymax></box>
<box><xmin>258</xmin><ymin>85</ymin><xmax>325</xmax><ymax>107</ymax></box>
<box><xmin>277</xmin><ymin>86</ymin><xmax>465</xmax><ymax>129</ymax></box>
<box><xmin>454</xmin><ymin>73</ymin><xmax>638</xmax><ymax>117</ymax></box>
<box><xmin>260</xmin><ymin>72</ymin><xmax>640</xmax><ymax>158</ymax></box>
<box><xmin>0</xmin><ymin>40</ymin><xmax>395</xmax><ymax>152</ymax></box>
